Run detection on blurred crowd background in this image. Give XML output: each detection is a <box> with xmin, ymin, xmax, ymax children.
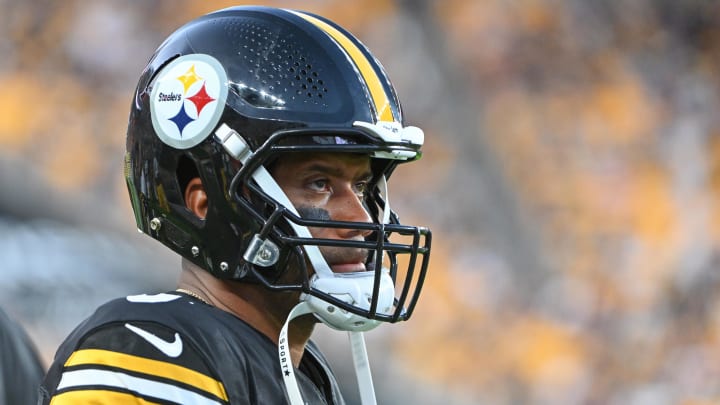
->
<box><xmin>1</xmin><ymin>0</ymin><xmax>720</xmax><ymax>404</ymax></box>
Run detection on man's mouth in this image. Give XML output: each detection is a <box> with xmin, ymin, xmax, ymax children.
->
<box><xmin>323</xmin><ymin>247</ymin><xmax>370</xmax><ymax>274</ymax></box>
<box><xmin>330</xmin><ymin>262</ymin><xmax>367</xmax><ymax>273</ymax></box>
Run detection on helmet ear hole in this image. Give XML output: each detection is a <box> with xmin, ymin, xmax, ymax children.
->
<box><xmin>177</xmin><ymin>155</ymin><xmax>201</xmax><ymax>207</ymax></box>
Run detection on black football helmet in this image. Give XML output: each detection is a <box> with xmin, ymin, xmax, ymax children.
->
<box><xmin>125</xmin><ymin>6</ymin><xmax>431</xmax><ymax>331</ymax></box>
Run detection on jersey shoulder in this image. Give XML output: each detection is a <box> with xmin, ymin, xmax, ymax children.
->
<box><xmin>40</xmin><ymin>292</ymin><xmax>345</xmax><ymax>405</ymax></box>
<box><xmin>0</xmin><ymin>307</ymin><xmax>44</xmax><ymax>404</ymax></box>
<box><xmin>40</xmin><ymin>292</ymin><xmax>231</xmax><ymax>404</ymax></box>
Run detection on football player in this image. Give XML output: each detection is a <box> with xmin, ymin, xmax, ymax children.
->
<box><xmin>40</xmin><ymin>6</ymin><xmax>431</xmax><ymax>404</ymax></box>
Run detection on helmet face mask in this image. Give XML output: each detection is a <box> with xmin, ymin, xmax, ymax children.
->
<box><xmin>125</xmin><ymin>6</ymin><xmax>431</xmax><ymax>331</ymax></box>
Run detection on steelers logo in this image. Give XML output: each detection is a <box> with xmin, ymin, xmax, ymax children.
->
<box><xmin>150</xmin><ymin>54</ymin><xmax>228</xmax><ymax>149</ymax></box>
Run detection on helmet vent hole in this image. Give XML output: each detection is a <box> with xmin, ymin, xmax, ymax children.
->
<box><xmin>223</xmin><ymin>18</ymin><xmax>331</xmax><ymax>107</ymax></box>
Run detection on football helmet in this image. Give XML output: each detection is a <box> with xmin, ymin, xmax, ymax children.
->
<box><xmin>125</xmin><ymin>6</ymin><xmax>431</xmax><ymax>331</ymax></box>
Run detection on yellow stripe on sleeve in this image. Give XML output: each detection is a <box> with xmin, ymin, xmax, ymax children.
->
<box><xmin>290</xmin><ymin>10</ymin><xmax>396</xmax><ymax>122</ymax></box>
<box><xmin>50</xmin><ymin>389</ymin><xmax>163</xmax><ymax>405</ymax></box>
<box><xmin>65</xmin><ymin>349</ymin><xmax>228</xmax><ymax>401</ymax></box>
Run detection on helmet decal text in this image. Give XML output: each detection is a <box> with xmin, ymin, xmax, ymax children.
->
<box><xmin>150</xmin><ymin>54</ymin><xmax>228</xmax><ymax>149</ymax></box>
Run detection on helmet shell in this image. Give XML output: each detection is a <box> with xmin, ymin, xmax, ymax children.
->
<box><xmin>125</xmin><ymin>6</ymin><xmax>404</xmax><ymax>278</ymax></box>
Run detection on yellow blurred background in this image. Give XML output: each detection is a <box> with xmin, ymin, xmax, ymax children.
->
<box><xmin>1</xmin><ymin>0</ymin><xmax>720</xmax><ymax>404</ymax></box>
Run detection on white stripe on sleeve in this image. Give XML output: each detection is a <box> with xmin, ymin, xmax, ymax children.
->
<box><xmin>57</xmin><ymin>368</ymin><xmax>224</xmax><ymax>405</ymax></box>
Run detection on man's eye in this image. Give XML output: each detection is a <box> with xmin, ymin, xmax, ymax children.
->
<box><xmin>309</xmin><ymin>179</ymin><xmax>329</xmax><ymax>191</ymax></box>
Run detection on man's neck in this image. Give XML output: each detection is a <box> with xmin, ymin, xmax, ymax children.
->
<box><xmin>177</xmin><ymin>260</ymin><xmax>315</xmax><ymax>367</ymax></box>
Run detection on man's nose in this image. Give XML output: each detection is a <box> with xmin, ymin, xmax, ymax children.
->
<box><xmin>332</xmin><ymin>187</ymin><xmax>373</xmax><ymax>239</ymax></box>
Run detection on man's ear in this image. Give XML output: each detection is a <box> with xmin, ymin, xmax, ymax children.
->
<box><xmin>185</xmin><ymin>177</ymin><xmax>208</xmax><ymax>220</ymax></box>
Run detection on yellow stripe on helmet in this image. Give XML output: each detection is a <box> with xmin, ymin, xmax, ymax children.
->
<box><xmin>289</xmin><ymin>10</ymin><xmax>396</xmax><ymax>122</ymax></box>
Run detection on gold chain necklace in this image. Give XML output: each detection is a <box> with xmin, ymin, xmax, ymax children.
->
<box><xmin>175</xmin><ymin>288</ymin><xmax>211</xmax><ymax>305</ymax></box>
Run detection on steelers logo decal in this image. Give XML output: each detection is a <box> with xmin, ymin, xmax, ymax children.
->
<box><xmin>150</xmin><ymin>54</ymin><xmax>228</xmax><ymax>149</ymax></box>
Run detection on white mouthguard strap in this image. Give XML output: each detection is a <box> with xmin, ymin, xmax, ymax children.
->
<box><xmin>279</xmin><ymin>303</ymin><xmax>378</xmax><ymax>405</ymax></box>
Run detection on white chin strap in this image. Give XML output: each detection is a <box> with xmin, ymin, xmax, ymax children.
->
<box><xmin>280</xmin><ymin>302</ymin><xmax>378</xmax><ymax>405</ymax></box>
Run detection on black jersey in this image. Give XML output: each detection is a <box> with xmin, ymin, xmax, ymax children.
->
<box><xmin>39</xmin><ymin>292</ymin><xmax>346</xmax><ymax>404</ymax></box>
<box><xmin>0</xmin><ymin>307</ymin><xmax>44</xmax><ymax>405</ymax></box>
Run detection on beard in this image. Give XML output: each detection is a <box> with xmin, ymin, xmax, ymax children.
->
<box><xmin>295</xmin><ymin>205</ymin><xmax>371</xmax><ymax>271</ymax></box>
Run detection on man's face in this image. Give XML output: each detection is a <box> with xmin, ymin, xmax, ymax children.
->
<box><xmin>271</xmin><ymin>152</ymin><xmax>374</xmax><ymax>274</ymax></box>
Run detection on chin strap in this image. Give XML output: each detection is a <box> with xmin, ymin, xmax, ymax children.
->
<box><xmin>349</xmin><ymin>331</ymin><xmax>378</xmax><ymax>405</ymax></box>
<box><xmin>279</xmin><ymin>302</ymin><xmax>313</xmax><ymax>405</ymax></box>
<box><xmin>279</xmin><ymin>303</ymin><xmax>378</xmax><ymax>405</ymax></box>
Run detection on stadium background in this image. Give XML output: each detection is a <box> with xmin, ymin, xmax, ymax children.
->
<box><xmin>1</xmin><ymin>1</ymin><xmax>719</xmax><ymax>404</ymax></box>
